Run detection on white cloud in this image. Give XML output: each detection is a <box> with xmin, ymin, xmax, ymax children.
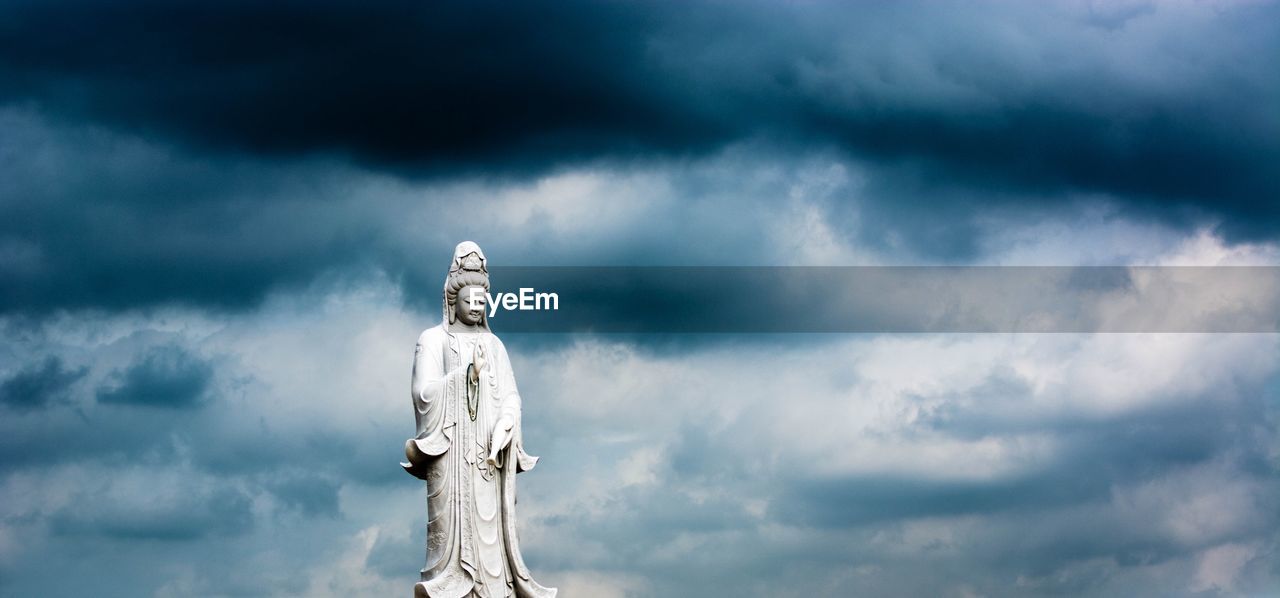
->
<box><xmin>1</xmin><ymin>223</ymin><xmax>1277</xmax><ymax>595</ymax></box>
<box><xmin>553</xmin><ymin>570</ymin><xmax>650</xmax><ymax>598</ymax></box>
<box><xmin>1191</xmin><ymin>541</ymin><xmax>1259</xmax><ymax>593</ymax></box>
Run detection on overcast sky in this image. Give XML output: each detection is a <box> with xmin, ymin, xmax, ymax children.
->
<box><xmin>1</xmin><ymin>1</ymin><xmax>1279</xmax><ymax>596</ymax></box>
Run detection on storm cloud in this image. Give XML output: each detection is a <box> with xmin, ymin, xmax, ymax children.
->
<box><xmin>96</xmin><ymin>345</ymin><xmax>214</xmax><ymax>408</ymax></box>
<box><xmin>0</xmin><ymin>355</ymin><xmax>86</xmax><ymax>410</ymax></box>
<box><xmin>1</xmin><ymin>0</ymin><xmax>1276</xmax><ymax>224</ymax></box>
<box><xmin>2</xmin><ymin>1</ymin><xmax>1279</xmax><ymax>596</ymax></box>
<box><xmin>0</xmin><ymin>1</ymin><xmax>1279</xmax><ymax>316</ymax></box>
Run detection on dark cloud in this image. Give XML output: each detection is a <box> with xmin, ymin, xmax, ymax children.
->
<box><xmin>366</xmin><ymin>524</ymin><xmax>425</xmax><ymax>580</ymax></box>
<box><xmin>1</xmin><ymin>0</ymin><xmax>1277</xmax><ymax>245</ymax></box>
<box><xmin>773</xmin><ymin>473</ymin><xmax>1090</xmax><ymax>528</ymax></box>
<box><xmin>49</xmin><ymin>486</ymin><xmax>254</xmax><ymax>541</ymax></box>
<box><xmin>0</xmin><ymin>110</ymin><xmax>397</xmax><ymax>313</ymax></box>
<box><xmin>0</xmin><ymin>355</ymin><xmax>86</xmax><ymax>410</ymax></box>
<box><xmin>1</xmin><ymin>1</ymin><xmax>1279</xmax><ymax>594</ymax></box>
<box><xmin>0</xmin><ymin>335</ymin><xmax>220</xmax><ymax>472</ymax></box>
<box><xmin>0</xmin><ymin>108</ymin><xmax>784</xmax><ymax>315</ymax></box>
<box><xmin>0</xmin><ymin>0</ymin><xmax>717</xmax><ymax>172</ymax></box>
<box><xmin>510</xmin><ymin>338</ymin><xmax>1278</xmax><ymax>596</ymax></box>
<box><xmin>96</xmin><ymin>345</ymin><xmax>213</xmax><ymax>408</ymax></box>
<box><xmin>776</xmin><ymin>384</ymin><xmax>1274</xmax><ymax>527</ymax></box>
<box><xmin>0</xmin><ymin>340</ymin><xmax>406</xmax><ymax>488</ymax></box>
<box><xmin>1</xmin><ymin>327</ymin><xmax>1277</xmax><ymax>596</ymax></box>
<box><xmin>187</xmin><ymin>418</ymin><xmax>409</xmax><ymax>488</ymax></box>
<box><xmin>264</xmin><ymin>473</ymin><xmax>342</xmax><ymax>518</ymax></box>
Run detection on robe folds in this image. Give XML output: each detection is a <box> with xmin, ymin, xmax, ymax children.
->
<box><xmin>403</xmin><ymin>324</ymin><xmax>556</xmax><ymax>598</ymax></box>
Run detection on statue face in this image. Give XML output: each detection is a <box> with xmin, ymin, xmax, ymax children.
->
<box><xmin>455</xmin><ymin>284</ymin><xmax>487</xmax><ymax>326</ymax></box>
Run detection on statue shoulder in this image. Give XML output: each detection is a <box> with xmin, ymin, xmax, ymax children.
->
<box><xmin>417</xmin><ymin>325</ymin><xmax>447</xmax><ymax>347</ymax></box>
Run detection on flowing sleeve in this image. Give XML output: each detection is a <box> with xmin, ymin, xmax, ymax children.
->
<box><xmin>403</xmin><ymin>328</ymin><xmax>463</xmax><ymax>478</ymax></box>
<box><xmin>492</xmin><ymin>336</ymin><xmax>540</xmax><ymax>472</ymax></box>
<box><xmin>492</xmin><ymin>337</ymin><xmax>522</xmax><ymax>427</ymax></box>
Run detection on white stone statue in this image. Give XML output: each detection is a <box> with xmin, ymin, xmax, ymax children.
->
<box><xmin>402</xmin><ymin>242</ymin><xmax>557</xmax><ymax>598</ymax></box>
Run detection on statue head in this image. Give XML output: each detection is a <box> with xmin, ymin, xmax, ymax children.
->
<box><xmin>443</xmin><ymin>241</ymin><xmax>491</xmax><ymax>330</ymax></box>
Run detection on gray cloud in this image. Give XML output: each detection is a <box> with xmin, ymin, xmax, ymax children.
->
<box><xmin>0</xmin><ymin>355</ymin><xmax>86</xmax><ymax>411</ymax></box>
<box><xmin>507</xmin><ymin>333</ymin><xmax>1280</xmax><ymax>596</ymax></box>
<box><xmin>50</xmin><ymin>486</ymin><xmax>254</xmax><ymax>541</ymax></box>
<box><xmin>1</xmin><ymin>1</ymin><xmax>1275</xmax><ymax>225</ymax></box>
<box><xmin>263</xmin><ymin>472</ymin><xmax>343</xmax><ymax>519</ymax></box>
<box><xmin>1</xmin><ymin>1</ymin><xmax>1278</xmax><ymax>595</ymax></box>
<box><xmin>96</xmin><ymin>345</ymin><xmax>213</xmax><ymax>408</ymax></box>
<box><xmin>0</xmin><ymin>1</ymin><xmax>1278</xmax><ymax>322</ymax></box>
<box><xmin>365</xmin><ymin>523</ymin><xmax>425</xmax><ymax>580</ymax></box>
<box><xmin>0</xmin><ymin>296</ymin><xmax>1277</xmax><ymax>596</ymax></box>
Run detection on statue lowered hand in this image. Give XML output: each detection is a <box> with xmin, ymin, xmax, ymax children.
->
<box><xmin>487</xmin><ymin>415</ymin><xmax>515</xmax><ymax>467</ymax></box>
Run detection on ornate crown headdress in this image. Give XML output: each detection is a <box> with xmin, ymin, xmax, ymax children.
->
<box><xmin>442</xmin><ymin>241</ymin><xmax>491</xmax><ymax>328</ymax></box>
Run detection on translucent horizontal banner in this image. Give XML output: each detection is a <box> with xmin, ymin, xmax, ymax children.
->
<box><xmin>478</xmin><ymin>266</ymin><xmax>1280</xmax><ymax>333</ymax></box>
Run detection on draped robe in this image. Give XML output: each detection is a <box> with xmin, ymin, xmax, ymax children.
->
<box><xmin>403</xmin><ymin>324</ymin><xmax>556</xmax><ymax>598</ymax></box>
